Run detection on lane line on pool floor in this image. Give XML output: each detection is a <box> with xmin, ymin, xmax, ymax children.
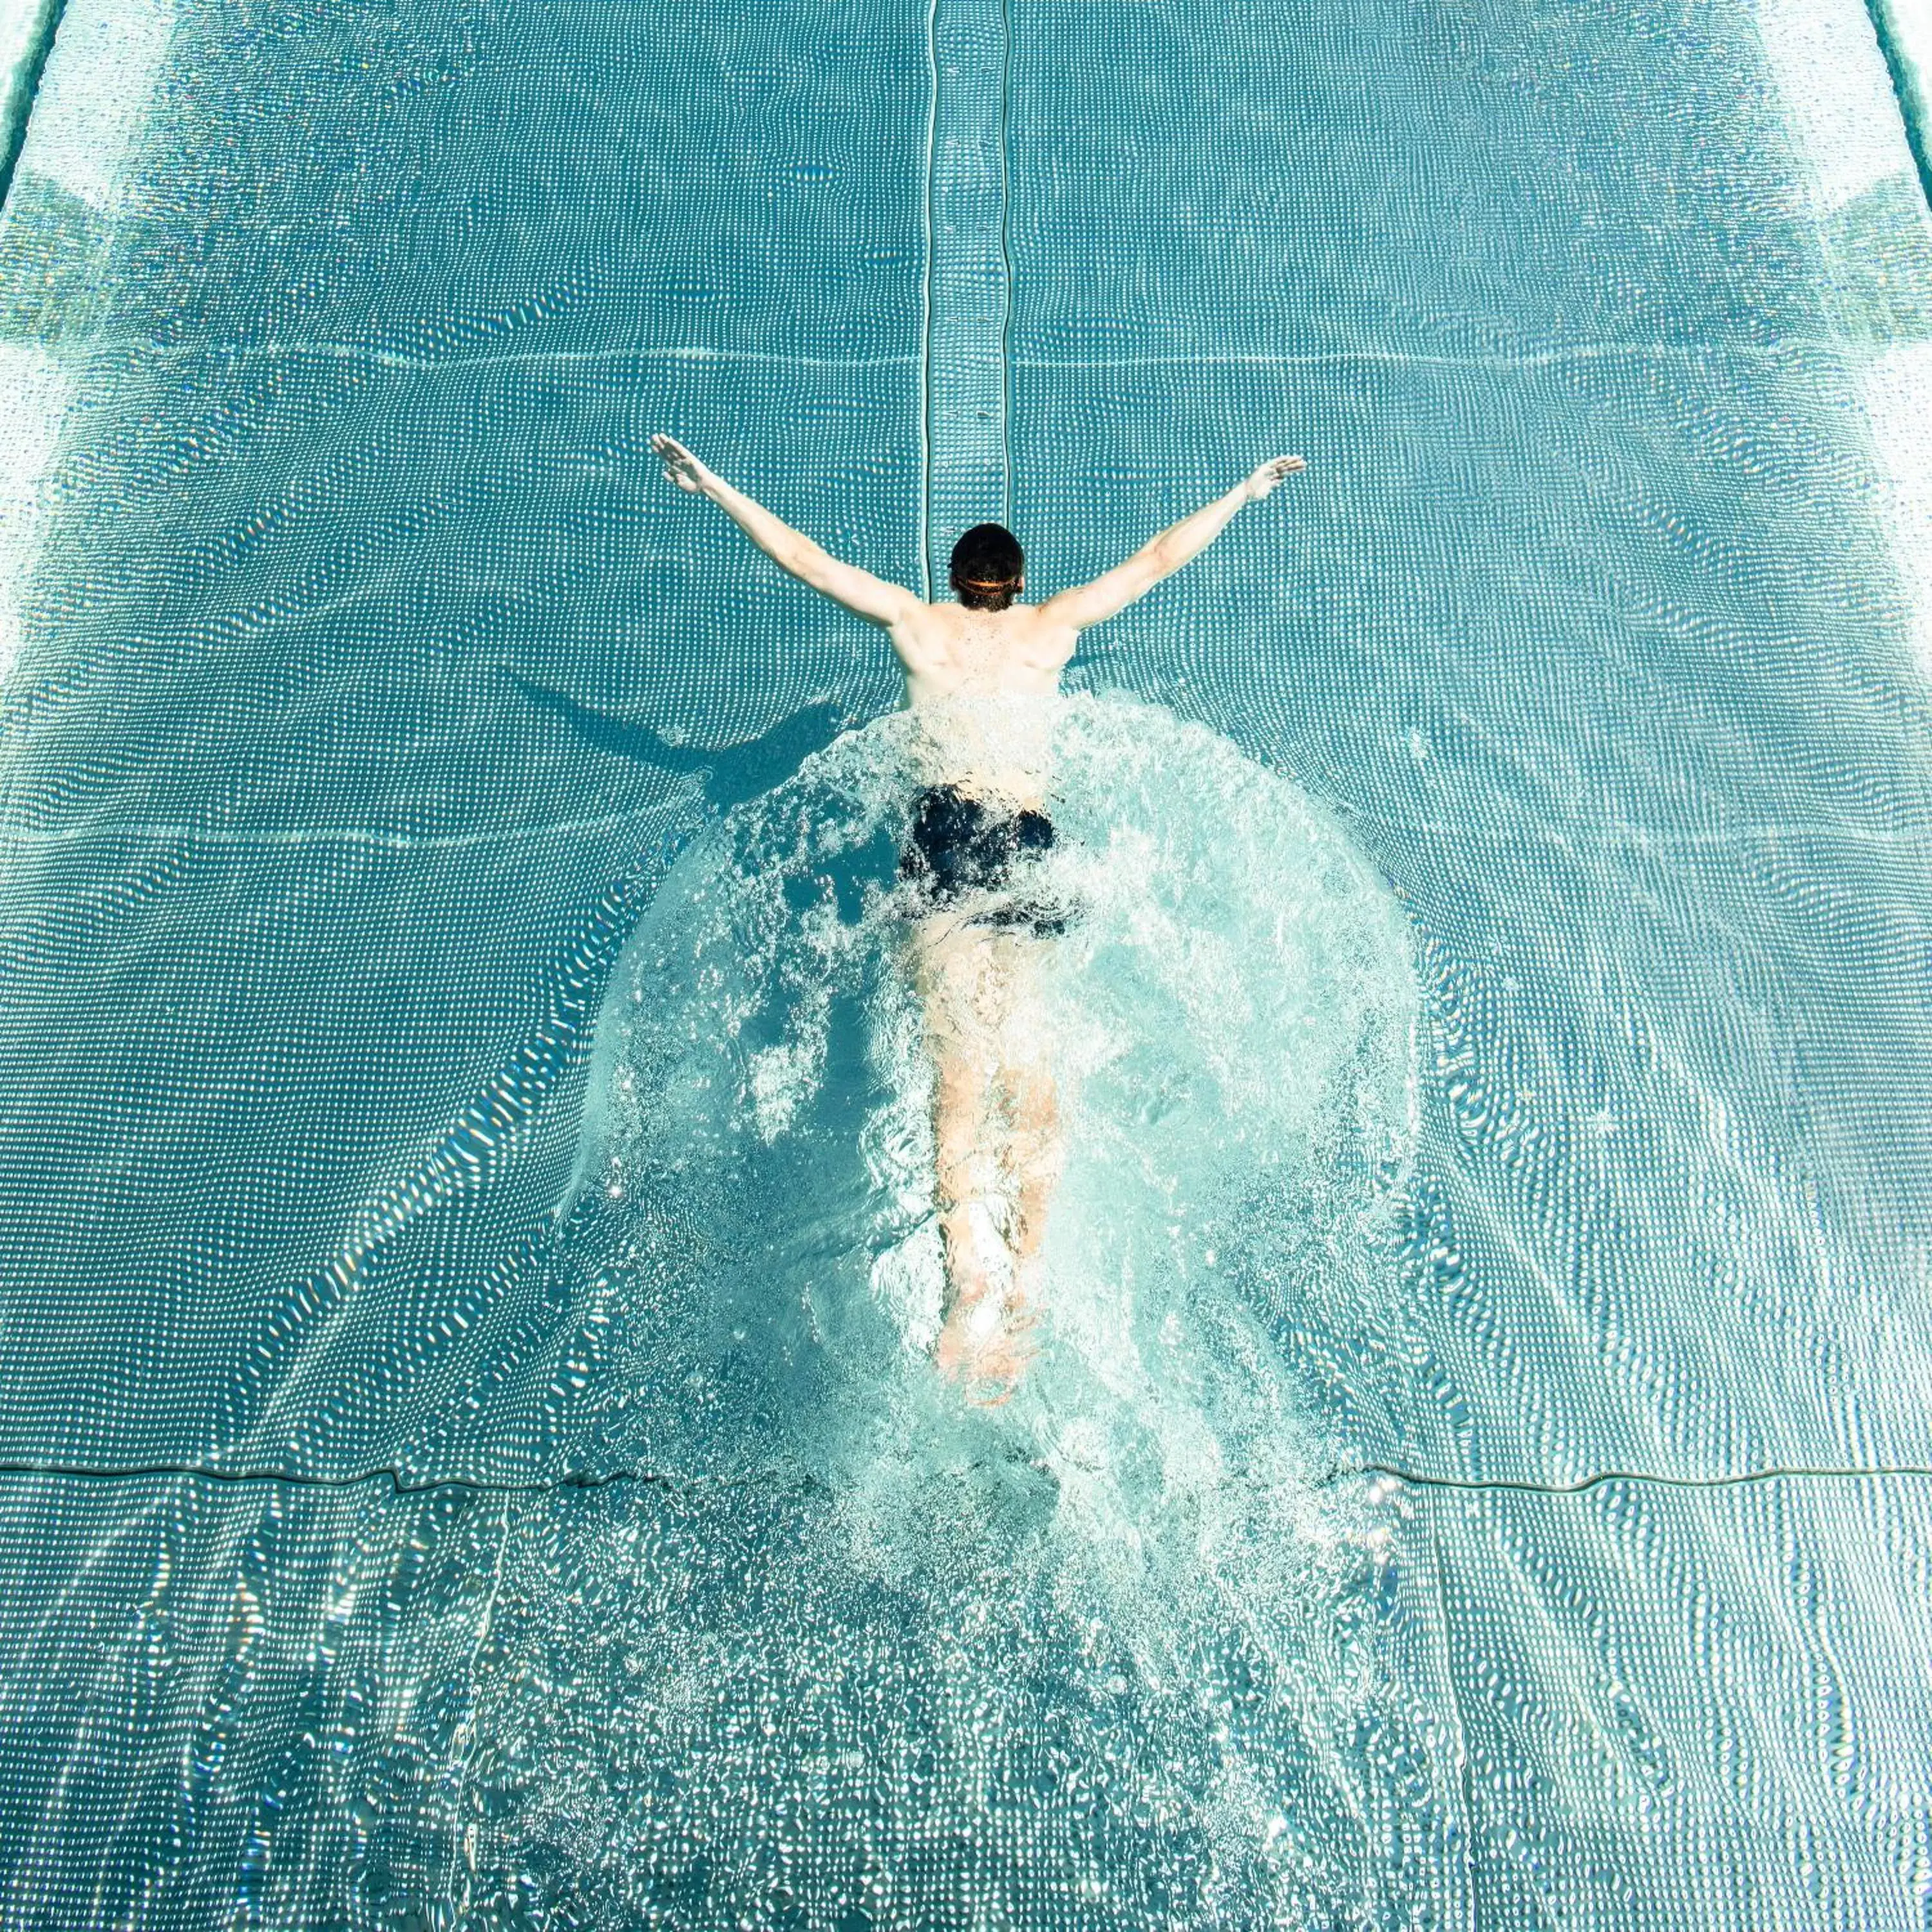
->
<box><xmin>0</xmin><ymin>1454</ymin><xmax>1925</xmax><ymax>1504</ymax></box>
<box><xmin>920</xmin><ymin>0</ymin><xmax>1015</xmax><ymax>594</ymax></box>
<box><xmin>1337</xmin><ymin>1461</ymin><xmax>1932</xmax><ymax>1499</ymax></box>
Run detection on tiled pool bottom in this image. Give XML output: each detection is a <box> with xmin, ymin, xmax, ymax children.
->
<box><xmin>0</xmin><ymin>0</ymin><xmax>1930</xmax><ymax>1918</ymax></box>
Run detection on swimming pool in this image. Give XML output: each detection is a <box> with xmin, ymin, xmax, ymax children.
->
<box><xmin>1</xmin><ymin>0</ymin><xmax>1931</xmax><ymax>1920</ymax></box>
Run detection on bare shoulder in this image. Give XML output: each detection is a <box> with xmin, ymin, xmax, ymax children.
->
<box><xmin>1011</xmin><ymin>601</ymin><xmax>1081</xmax><ymax>668</ymax></box>
<box><xmin>885</xmin><ymin>601</ymin><xmax>957</xmax><ymax>672</ymax></box>
<box><xmin>886</xmin><ymin>600</ymin><xmax>1080</xmax><ymax>683</ymax></box>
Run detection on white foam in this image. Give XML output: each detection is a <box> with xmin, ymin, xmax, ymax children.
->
<box><xmin>586</xmin><ymin>696</ymin><xmax>1419</xmax><ymax>1596</ymax></box>
<box><xmin>746</xmin><ymin>989</ymin><xmax>830</xmax><ymax>1142</ymax></box>
<box><xmin>516</xmin><ymin>699</ymin><xmax>1421</xmax><ymax>1902</ymax></box>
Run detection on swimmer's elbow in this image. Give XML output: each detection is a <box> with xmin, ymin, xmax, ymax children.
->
<box><xmin>784</xmin><ymin>534</ymin><xmax>829</xmax><ymax>576</ymax></box>
<box><xmin>1142</xmin><ymin>536</ymin><xmax>1182</xmax><ymax>580</ymax></box>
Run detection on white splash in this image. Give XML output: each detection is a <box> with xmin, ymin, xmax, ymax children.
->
<box><xmin>585</xmin><ymin>694</ymin><xmax>1419</xmax><ymax>1556</ymax></box>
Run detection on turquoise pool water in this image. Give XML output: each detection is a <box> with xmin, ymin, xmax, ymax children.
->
<box><xmin>1</xmin><ymin>0</ymin><xmax>1932</xmax><ymax>1920</ymax></box>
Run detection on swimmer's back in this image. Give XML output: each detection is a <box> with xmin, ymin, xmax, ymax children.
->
<box><xmin>890</xmin><ymin>601</ymin><xmax>1079</xmax><ymax>707</ymax></box>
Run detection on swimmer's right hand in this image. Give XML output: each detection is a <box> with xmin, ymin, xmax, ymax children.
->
<box><xmin>1245</xmin><ymin>455</ymin><xmax>1307</xmax><ymax>501</ymax></box>
<box><xmin>651</xmin><ymin>433</ymin><xmax>714</xmax><ymax>495</ymax></box>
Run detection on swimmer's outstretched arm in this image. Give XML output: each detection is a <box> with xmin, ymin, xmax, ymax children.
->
<box><xmin>651</xmin><ymin>434</ymin><xmax>919</xmax><ymax>628</ymax></box>
<box><xmin>1038</xmin><ymin>455</ymin><xmax>1305</xmax><ymax>632</ymax></box>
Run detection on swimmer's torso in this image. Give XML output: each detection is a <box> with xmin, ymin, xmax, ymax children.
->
<box><xmin>889</xmin><ymin>603</ymin><xmax>1079</xmax><ymax>808</ymax></box>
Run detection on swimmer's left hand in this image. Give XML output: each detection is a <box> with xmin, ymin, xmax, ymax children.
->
<box><xmin>651</xmin><ymin>433</ymin><xmax>714</xmax><ymax>495</ymax></box>
<box><xmin>1245</xmin><ymin>455</ymin><xmax>1307</xmax><ymax>502</ymax></box>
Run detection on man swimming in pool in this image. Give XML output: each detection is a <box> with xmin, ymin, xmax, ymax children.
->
<box><xmin>652</xmin><ymin>432</ymin><xmax>1305</xmax><ymax>1399</ymax></box>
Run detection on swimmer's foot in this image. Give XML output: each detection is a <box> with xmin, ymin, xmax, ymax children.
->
<box><xmin>934</xmin><ymin>1195</ymin><xmax>1039</xmax><ymax>1403</ymax></box>
<box><xmin>934</xmin><ymin>1282</ymin><xmax>1038</xmax><ymax>1406</ymax></box>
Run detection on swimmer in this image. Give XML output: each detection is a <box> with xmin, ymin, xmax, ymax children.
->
<box><xmin>652</xmin><ymin>432</ymin><xmax>1305</xmax><ymax>1399</ymax></box>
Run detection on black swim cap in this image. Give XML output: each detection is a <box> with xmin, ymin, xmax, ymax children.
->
<box><xmin>949</xmin><ymin>523</ymin><xmax>1025</xmax><ymax>609</ymax></box>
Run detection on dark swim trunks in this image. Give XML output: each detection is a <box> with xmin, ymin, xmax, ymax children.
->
<box><xmin>900</xmin><ymin>783</ymin><xmax>1069</xmax><ymax>938</ymax></box>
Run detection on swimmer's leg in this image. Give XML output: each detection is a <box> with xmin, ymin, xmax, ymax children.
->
<box><xmin>985</xmin><ymin>933</ymin><xmax>1062</xmax><ymax>1286</ymax></box>
<box><xmin>931</xmin><ymin>1043</ymin><xmax>1037</xmax><ymax>1400</ymax></box>
<box><xmin>932</xmin><ymin>1044</ymin><xmax>1001</xmax><ymax>1307</ymax></box>
<box><xmin>1003</xmin><ymin>1061</ymin><xmax>1062</xmax><ymax>1272</ymax></box>
<box><xmin>914</xmin><ymin>921</ymin><xmax>1034</xmax><ymax>1400</ymax></box>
